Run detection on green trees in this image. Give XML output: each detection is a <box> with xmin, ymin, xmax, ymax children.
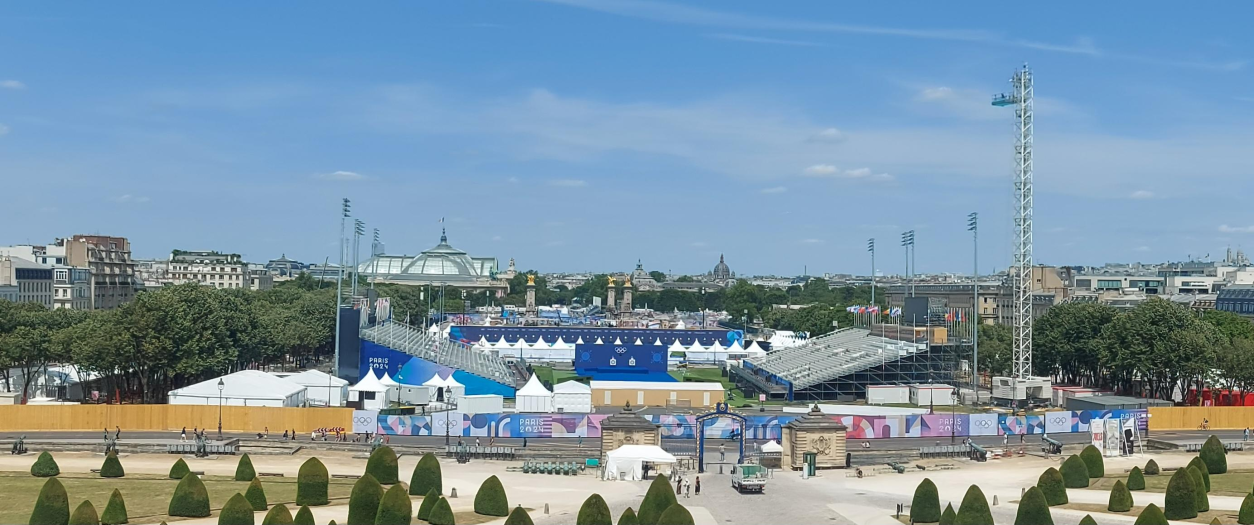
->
<box><xmin>169</xmin><ymin>473</ymin><xmax>211</xmax><ymax>518</ymax></box>
<box><xmin>1127</xmin><ymin>466</ymin><xmax>1146</xmax><ymax>491</ymax></box>
<box><xmin>218</xmin><ymin>493</ymin><xmax>255</xmax><ymax>525</ymax></box>
<box><xmin>1201</xmin><ymin>435</ymin><xmax>1228</xmax><ymax>474</ymax></box>
<box><xmin>346</xmin><ymin>473</ymin><xmax>384</xmax><ymax>525</ymax></box>
<box><xmin>236</xmin><ymin>454</ymin><xmax>257</xmax><ymax>482</ymax></box>
<box><xmin>428</xmin><ymin>497</ymin><xmax>455</xmax><ymax>525</ymax></box>
<box><xmin>910</xmin><ymin>478</ymin><xmax>941</xmax><ymax>523</ymax></box>
<box><xmin>1188</xmin><ymin>456</ymin><xmax>1212</xmax><ymax>492</ymax></box>
<box><xmin>364</xmin><ymin>446</ymin><xmax>398</xmax><ymax>485</ymax></box>
<box><xmin>1079</xmin><ymin>445</ymin><xmax>1104</xmax><ymax>478</ymax></box>
<box><xmin>1037</xmin><ymin>467</ymin><xmax>1068</xmax><ymax>506</ymax></box>
<box><xmin>1187</xmin><ymin>466</ymin><xmax>1210</xmax><ymax>512</ymax></box>
<box><xmin>245</xmin><ymin>477</ymin><xmax>268</xmax><ymax>511</ymax></box>
<box><xmin>636</xmin><ymin>474</ymin><xmax>678</xmax><ymax>525</ymax></box>
<box><xmin>1108</xmin><ymin>480</ymin><xmax>1133</xmax><ymax>512</ymax></box>
<box><xmin>1097</xmin><ymin>298</ymin><xmax>1224</xmax><ymax>399</ymax></box>
<box><xmin>1079</xmin><ymin>515</ymin><xmax>1097</xmax><ymax>525</ymax></box>
<box><xmin>578</xmin><ymin>494</ymin><xmax>613</xmax><ymax>525</ymax></box>
<box><xmin>101</xmin><ymin>489</ymin><xmax>127</xmax><ymax>525</ymax></box>
<box><xmin>32</xmin><ymin>451</ymin><xmax>60</xmax><ymax>477</ymax></box>
<box><xmin>618</xmin><ymin>508</ymin><xmax>638</xmax><ymax>525</ymax></box>
<box><xmin>1134</xmin><ymin>504</ymin><xmax>1168</xmax><ymax>525</ymax></box>
<box><xmin>505</xmin><ymin>506</ymin><xmax>534</xmax><ymax>525</ymax></box>
<box><xmin>69</xmin><ymin>501</ymin><xmax>99</xmax><ymax>525</ymax></box>
<box><xmin>953</xmin><ymin>485</ymin><xmax>992</xmax><ymax>525</ymax></box>
<box><xmin>1164</xmin><ymin>467</ymin><xmax>1198</xmax><ymax>520</ymax></box>
<box><xmin>261</xmin><ymin>504</ymin><xmax>293</xmax><ymax>525</ymax></box>
<box><xmin>416</xmin><ymin>489</ymin><xmax>439</xmax><ymax>522</ymax></box>
<box><xmin>938</xmin><ymin>503</ymin><xmax>956</xmax><ymax>525</ymax></box>
<box><xmin>1240</xmin><ymin>492</ymin><xmax>1254</xmax><ymax>525</ymax></box>
<box><xmin>372</xmin><ymin>484</ymin><xmax>411</xmax><ymax>525</ymax></box>
<box><xmin>99</xmin><ymin>451</ymin><xmax>124</xmax><ymax>478</ymax></box>
<box><xmin>656</xmin><ymin>504</ymin><xmax>694</xmax><ymax>525</ymax></box>
<box><xmin>169</xmin><ymin>458</ymin><xmax>191</xmax><ymax>479</ymax></box>
<box><xmin>1033</xmin><ymin>302</ymin><xmax>1119</xmax><ymax>385</ymax></box>
<box><xmin>409</xmin><ymin>453</ymin><xmax>442</xmax><ymax>496</ymax></box>
<box><xmin>474</xmin><ymin>475</ymin><xmax>509</xmax><ymax>517</ymax></box>
<box><xmin>30</xmin><ymin>477</ymin><xmax>70</xmax><ymax>525</ymax></box>
<box><xmin>296</xmin><ymin>458</ymin><xmax>329</xmax><ymax>507</ymax></box>
<box><xmin>1013</xmin><ymin>486</ymin><xmax>1053</xmax><ymax>525</ymax></box>
<box><xmin>1060</xmin><ymin>455</ymin><xmax>1090</xmax><ymax>488</ymax></box>
<box><xmin>1144</xmin><ymin>459</ymin><xmax>1160</xmax><ymax>475</ymax></box>
<box><xmin>293</xmin><ymin>507</ymin><xmax>314</xmax><ymax>525</ymax></box>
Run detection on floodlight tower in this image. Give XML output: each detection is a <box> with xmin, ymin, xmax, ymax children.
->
<box><xmin>992</xmin><ymin>64</ymin><xmax>1034</xmax><ymax>380</ymax></box>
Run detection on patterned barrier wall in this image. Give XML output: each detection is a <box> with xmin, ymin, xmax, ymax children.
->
<box><xmin>374</xmin><ymin>409</ymin><xmax>1147</xmax><ymax>439</ymax></box>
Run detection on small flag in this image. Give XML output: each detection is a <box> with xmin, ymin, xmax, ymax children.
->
<box><xmin>439</xmin><ymin>217</ymin><xmax>445</xmax><ymax>223</ymax></box>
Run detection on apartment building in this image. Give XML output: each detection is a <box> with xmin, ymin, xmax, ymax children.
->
<box><xmin>165</xmin><ymin>251</ymin><xmax>250</xmax><ymax>290</ymax></box>
<box><xmin>52</xmin><ymin>266</ymin><xmax>92</xmax><ymax>310</ymax></box>
<box><xmin>64</xmin><ymin>235</ymin><xmax>136</xmax><ymax>309</ymax></box>
<box><xmin>0</xmin><ymin>256</ymin><xmax>53</xmax><ymax>308</ymax></box>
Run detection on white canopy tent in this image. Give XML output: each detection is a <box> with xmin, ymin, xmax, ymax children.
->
<box><xmin>553</xmin><ymin>380</ymin><xmax>592</xmax><ymax>413</ymax></box>
<box><xmin>603</xmin><ymin>445</ymin><xmax>677</xmax><ymax>481</ymax></box>
<box><xmin>516</xmin><ymin>374</ymin><xmax>554</xmax><ymax>413</ymax></box>
<box><xmin>378</xmin><ymin>372</ymin><xmax>401</xmax><ymax>404</ymax></box>
<box><xmin>170</xmin><ymin>370</ymin><xmax>307</xmax><ymax>407</ymax></box>
<box><xmin>761</xmin><ymin>440</ymin><xmax>782</xmax><ymax>453</ymax></box>
<box><xmin>278</xmin><ymin>370</ymin><xmax>348</xmax><ymax>407</ymax></box>
<box><xmin>348</xmin><ymin>370</ymin><xmax>390</xmax><ymax>410</ymax></box>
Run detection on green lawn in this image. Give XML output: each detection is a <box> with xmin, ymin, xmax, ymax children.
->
<box><xmin>670</xmin><ymin>367</ymin><xmax>745</xmax><ymax>401</ymax></box>
<box><xmin>531</xmin><ymin>365</ymin><xmax>587</xmax><ymax>386</ymax></box>
<box><xmin>1090</xmin><ymin>469</ymin><xmax>1254</xmax><ymax>497</ymax></box>
<box><xmin>0</xmin><ymin>471</ymin><xmax>358</xmax><ymax>524</ymax></box>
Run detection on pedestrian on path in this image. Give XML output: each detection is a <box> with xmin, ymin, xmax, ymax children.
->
<box><xmin>180</xmin><ymin>427</ymin><xmax>187</xmax><ymax>443</ymax></box>
<box><xmin>683</xmin><ymin>479</ymin><xmax>691</xmax><ymax>498</ymax></box>
<box><xmin>695</xmin><ymin>477</ymin><xmax>701</xmax><ymax>496</ymax></box>
<box><xmin>1245</xmin><ymin>427</ymin><xmax>1250</xmax><ymax>442</ymax></box>
<box><xmin>719</xmin><ymin>443</ymin><xmax>725</xmax><ymax>461</ymax></box>
<box><xmin>676</xmin><ymin>475</ymin><xmax>683</xmax><ymax>495</ymax></box>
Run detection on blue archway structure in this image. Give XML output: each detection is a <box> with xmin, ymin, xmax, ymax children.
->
<box><xmin>695</xmin><ymin>402</ymin><xmax>747</xmax><ymax>473</ymax></box>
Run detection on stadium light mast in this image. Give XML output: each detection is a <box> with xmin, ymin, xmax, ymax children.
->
<box><xmin>992</xmin><ymin>64</ymin><xmax>1034</xmax><ymax>381</ymax></box>
<box><xmin>968</xmin><ymin>212</ymin><xmax>979</xmax><ymax>394</ymax></box>
<box><xmin>867</xmin><ymin>238</ymin><xmax>876</xmax><ymax>309</ymax></box>
<box><xmin>352</xmin><ymin>219</ymin><xmax>365</xmax><ymax>299</ymax></box>
<box><xmin>900</xmin><ymin>230</ymin><xmax>915</xmax><ymax>297</ymax></box>
<box><xmin>334</xmin><ymin>198</ymin><xmax>351</xmax><ymax>379</ymax></box>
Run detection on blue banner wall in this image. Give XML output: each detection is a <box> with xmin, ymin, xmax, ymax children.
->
<box><xmin>360</xmin><ymin>341</ymin><xmax>516</xmax><ymax>398</ymax></box>
<box><xmin>449</xmin><ymin>326</ymin><xmax>745</xmax><ymax>348</ymax></box>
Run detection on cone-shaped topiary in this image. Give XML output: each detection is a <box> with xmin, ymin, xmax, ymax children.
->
<box><xmin>236</xmin><ymin>454</ymin><xmax>257</xmax><ymax>482</ymax></box>
<box><xmin>99</xmin><ymin>451</ymin><xmax>125</xmax><ymax>478</ymax></box>
<box><xmin>293</xmin><ymin>506</ymin><xmax>314</xmax><ymax>525</ymax></box>
<box><xmin>428</xmin><ymin>497</ymin><xmax>455</xmax><ymax>525</ymax></box>
<box><xmin>409</xmin><ymin>453</ymin><xmax>442</xmax><ymax>496</ymax></box>
<box><xmin>364</xmin><ymin>446</ymin><xmax>399</xmax><ymax>485</ymax></box>
<box><xmin>1079</xmin><ymin>515</ymin><xmax>1097</xmax><ymax>525</ymax></box>
<box><xmin>618</xmin><ymin>508</ymin><xmax>638</xmax><ymax>525</ymax></box>
<box><xmin>31</xmin><ymin>451</ymin><xmax>60</xmax><ymax>477</ymax></box>
<box><xmin>910</xmin><ymin>478</ymin><xmax>941</xmax><ymax>523</ymax></box>
<box><xmin>1163</xmin><ymin>467</ymin><xmax>1198</xmax><ymax>520</ymax></box>
<box><xmin>938</xmin><ymin>503</ymin><xmax>956</xmax><ymax>525</ymax></box>
<box><xmin>1240</xmin><ymin>493</ymin><xmax>1254</xmax><ymax>525</ymax></box>
<box><xmin>505</xmin><ymin>506</ymin><xmax>534</xmax><ymax>525</ymax></box>
<box><xmin>245</xmin><ymin>477</ymin><xmax>268</xmax><ymax>511</ymax></box>
<box><xmin>637</xmin><ymin>474</ymin><xmax>678</xmax><ymax>525</ymax></box>
<box><xmin>1201</xmin><ymin>435</ymin><xmax>1228</xmax><ymax>474</ymax></box>
<box><xmin>416</xmin><ymin>488</ymin><xmax>439</xmax><ymax>522</ymax></box>
<box><xmin>656</xmin><ymin>504</ymin><xmax>693</xmax><ymax>525</ymax></box>
<box><xmin>1134</xmin><ymin>503</ymin><xmax>1168</xmax><ymax>525</ymax></box>
<box><xmin>101</xmin><ymin>489</ymin><xmax>128</xmax><ymax>525</ymax></box>
<box><xmin>1144</xmin><ymin>459</ymin><xmax>1160</xmax><ymax>475</ymax></box>
<box><xmin>1188</xmin><ymin>456</ymin><xmax>1212</xmax><ymax>492</ymax></box>
<box><xmin>296</xmin><ymin>458</ymin><xmax>329</xmax><ymax>507</ymax></box>
<box><xmin>1060</xmin><ymin>455</ymin><xmax>1090</xmax><ymax>488</ymax></box>
<box><xmin>261</xmin><ymin>504</ymin><xmax>293</xmax><ymax>525</ymax></box>
<box><xmin>473</xmin><ymin>475</ymin><xmax>509</xmax><ymax>517</ymax></box>
<box><xmin>578</xmin><ymin>494</ymin><xmax>613</xmax><ymax>525</ymax></box>
<box><xmin>1108</xmin><ymin>480</ymin><xmax>1133</xmax><ymax>512</ymax></box>
<box><xmin>169</xmin><ymin>473</ymin><xmax>211</xmax><ymax>518</ymax></box>
<box><xmin>1212</xmin><ymin>518</ymin><xmax>1223</xmax><ymax>525</ymax></box>
<box><xmin>1127</xmin><ymin>466</ymin><xmax>1146</xmax><ymax>491</ymax></box>
<box><xmin>1079</xmin><ymin>445</ymin><xmax>1104</xmax><ymax>478</ymax></box>
<box><xmin>169</xmin><ymin>458</ymin><xmax>190</xmax><ymax>479</ymax></box>
<box><xmin>1014</xmin><ymin>486</ymin><xmax>1053</xmax><ymax>525</ymax></box>
<box><xmin>953</xmin><ymin>485</ymin><xmax>992</xmax><ymax>525</ymax></box>
<box><xmin>1188</xmin><ymin>466</ymin><xmax>1210</xmax><ymax>512</ymax></box>
<box><xmin>30</xmin><ymin>477</ymin><xmax>70</xmax><ymax>525</ymax></box>
<box><xmin>1037</xmin><ymin>467</ymin><xmax>1068</xmax><ymax>506</ymax></box>
<box><xmin>372</xmin><ymin>484</ymin><xmax>411</xmax><ymax>525</ymax></box>
<box><xmin>218</xmin><ymin>493</ymin><xmax>255</xmax><ymax>525</ymax></box>
<box><xmin>69</xmin><ymin>501</ymin><xmax>99</xmax><ymax>525</ymax></box>
<box><xmin>346</xmin><ymin>473</ymin><xmax>383</xmax><ymax>525</ymax></box>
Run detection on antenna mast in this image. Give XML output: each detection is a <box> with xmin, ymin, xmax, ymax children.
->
<box><xmin>993</xmin><ymin>64</ymin><xmax>1034</xmax><ymax>380</ymax></box>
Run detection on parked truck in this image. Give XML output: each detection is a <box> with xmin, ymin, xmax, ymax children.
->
<box><xmin>731</xmin><ymin>463</ymin><xmax>767</xmax><ymax>494</ymax></box>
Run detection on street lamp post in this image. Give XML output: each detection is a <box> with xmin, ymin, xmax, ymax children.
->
<box><xmin>701</xmin><ymin>288</ymin><xmax>706</xmax><ymax>327</ymax></box>
<box><xmin>217</xmin><ymin>378</ymin><xmax>225</xmax><ymax>441</ymax></box>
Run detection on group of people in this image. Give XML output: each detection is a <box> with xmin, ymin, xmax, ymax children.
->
<box><xmin>673</xmin><ymin>473</ymin><xmax>701</xmax><ymax>498</ymax></box>
<box><xmin>178</xmin><ymin>427</ymin><xmax>211</xmax><ymax>442</ymax></box>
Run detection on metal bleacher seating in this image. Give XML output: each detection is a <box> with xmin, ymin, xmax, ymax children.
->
<box><xmin>746</xmin><ymin>327</ymin><xmax>926</xmax><ymax>389</ymax></box>
<box><xmin>361</xmin><ymin>321</ymin><xmax>516</xmax><ymax>387</ymax></box>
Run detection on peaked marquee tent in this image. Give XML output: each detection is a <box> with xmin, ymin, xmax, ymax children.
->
<box><xmin>516</xmin><ymin>374</ymin><xmax>554</xmax><ymax>413</ymax></box>
<box><xmin>602</xmin><ymin>445</ymin><xmax>677</xmax><ymax>481</ymax></box>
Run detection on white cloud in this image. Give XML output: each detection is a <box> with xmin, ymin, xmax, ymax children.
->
<box><xmin>760</xmin><ymin>186</ymin><xmax>787</xmax><ymax>194</ymax></box>
<box><xmin>507</xmin><ymin>176</ymin><xmax>519</xmax><ymax>183</ymax></box>
<box><xmin>0</xmin><ymin>80</ymin><xmax>23</xmax><ymax>90</ymax></box>
<box><xmin>316</xmin><ymin>170</ymin><xmax>366</xmax><ymax>181</ymax></box>
<box><xmin>114</xmin><ymin>194</ymin><xmax>150</xmax><ymax>203</ymax></box>
<box><xmin>706</xmin><ymin>33</ymin><xmax>824</xmax><ymax>47</ymax></box>
<box><xmin>1134</xmin><ymin>246</ymin><xmax>1150</xmax><ymax>252</ymax></box>
<box><xmin>800</xmin><ymin>238</ymin><xmax>825</xmax><ymax>244</ymax></box>
<box><xmin>802</xmin><ymin>164</ymin><xmax>893</xmax><ymax>182</ymax></box>
<box><xmin>0</xmin><ymin>124</ymin><xmax>8</xmax><ymax>136</ymax></box>
<box><xmin>548</xmin><ymin>178</ymin><xmax>587</xmax><ymax>187</ymax></box>
<box><xmin>808</xmin><ymin>128</ymin><xmax>845</xmax><ymax>143</ymax></box>
<box><xmin>1219</xmin><ymin>225</ymin><xmax>1254</xmax><ymax>233</ymax></box>
<box><xmin>803</xmin><ymin>164</ymin><xmax>838</xmax><ymax>176</ymax></box>
<box><xmin>1129</xmin><ymin>190</ymin><xmax>1154</xmax><ymax>199</ymax></box>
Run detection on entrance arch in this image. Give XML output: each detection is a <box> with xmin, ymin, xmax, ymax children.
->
<box><xmin>694</xmin><ymin>402</ymin><xmax>747</xmax><ymax>473</ymax></box>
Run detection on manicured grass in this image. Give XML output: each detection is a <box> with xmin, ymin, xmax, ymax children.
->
<box><xmin>0</xmin><ymin>471</ymin><xmax>357</xmax><ymax>524</ymax></box>
<box><xmin>1090</xmin><ymin>469</ymin><xmax>1254</xmax><ymax>497</ymax></box>
<box><xmin>670</xmin><ymin>367</ymin><xmax>745</xmax><ymax>400</ymax></box>
<box><xmin>1055</xmin><ymin>501</ymin><xmax>1236</xmax><ymax>524</ymax></box>
<box><xmin>531</xmin><ymin>366</ymin><xmax>587</xmax><ymax>386</ymax></box>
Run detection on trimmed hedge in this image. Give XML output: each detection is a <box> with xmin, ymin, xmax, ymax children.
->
<box><xmin>1164</xmin><ymin>467</ymin><xmax>1198</xmax><ymax>520</ymax></box>
<box><xmin>365</xmin><ymin>446</ymin><xmax>399</xmax><ymax>485</ymax></box>
<box><xmin>474</xmin><ymin>475</ymin><xmax>509</xmax><ymax>517</ymax></box>
<box><xmin>1134</xmin><ymin>503</ymin><xmax>1168</xmax><ymax>525</ymax></box>
<box><xmin>911</xmin><ymin>478</ymin><xmax>941</xmax><ymax>523</ymax></box>
<box><xmin>1079</xmin><ymin>515</ymin><xmax>1097</xmax><ymax>525</ymax></box>
<box><xmin>1201</xmin><ymin>435</ymin><xmax>1228</xmax><ymax>474</ymax></box>
<box><xmin>245</xmin><ymin>477</ymin><xmax>268</xmax><ymax>511</ymax></box>
<box><xmin>31</xmin><ymin>477</ymin><xmax>70</xmax><ymax>525</ymax></box>
<box><xmin>261</xmin><ymin>504</ymin><xmax>293</xmax><ymax>525</ymax></box>
<box><xmin>296</xmin><ymin>458</ymin><xmax>329</xmax><ymax>507</ymax></box>
<box><xmin>1188</xmin><ymin>456</ymin><xmax>1212</xmax><ymax>492</ymax></box>
<box><xmin>169</xmin><ymin>458</ymin><xmax>190</xmax><ymax>480</ymax></box>
<box><xmin>1060</xmin><ymin>455</ymin><xmax>1090</xmax><ymax>488</ymax></box>
<box><xmin>32</xmin><ymin>451</ymin><xmax>60</xmax><ymax>477</ymax></box>
<box><xmin>1013</xmin><ymin>486</ymin><xmax>1053</xmax><ymax>525</ymax></box>
<box><xmin>656</xmin><ymin>504</ymin><xmax>694</xmax><ymax>525</ymax></box>
<box><xmin>1079</xmin><ymin>445</ymin><xmax>1104</xmax><ymax>478</ymax></box>
<box><xmin>1240</xmin><ymin>493</ymin><xmax>1254</xmax><ymax>525</ymax></box>
<box><xmin>416</xmin><ymin>488</ymin><xmax>439</xmax><ymax>522</ymax></box>
<box><xmin>1037</xmin><ymin>467</ymin><xmax>1068</xmax><ymax>506</ymax></box>
<box><xmin>218</xmin><ymin>493</ymin><xmax>255</xmax><ymax>525</ymax></box>
<box><xmin>938</xmin><ymin>503</ymin><xmax>956</xmax><ymax>525</ymax></box>
<box><xmin>169</xmin><ymin>473</ymin><xmax>212</xmax><ymax>518</ymax></box>
<box><xmin>1187</xmin><ymin>466</ymin><xmax>1210</xmax><ymax>512</ymax></box>
<box><xmin>293</xmin><ymin>506</ymin><xmax>314</xmax><ymax>525</ymax></box>
<box><xmin>636</xmin><ymin>474</ymin><xmax>677</xmax><ymax>525</ymax></box>
<box><xmin>100</xmin><ymin>451</ymin><xmax>125</xmax><ymax>478</ymax></box>
<box><xmin>69</xmin><ymin>501</ymin><xmax>99</xmax><ymax>525</ymax></box>
<box><xmin>236</xmin><ymin>454</ymin><xmax>257</xmax><ymax>482</ymax></box>
<box><xmin>1144</xmin><ymin>459</ymin><xmax>1160</xmax><ymax>475</ymax></box>
<box><xmin>373</xmin><ymin>484</ymin><xmax>411</xmax><ymax>525</ymax></box>
<box><xmin>428</xmin><ymin>497</ymin><xmax>455</xmax><ymax>525</ymax></box>
<box><xmin>578</xmin><ymin>494</ymin><xmax>613</xmax><ymax>525</ymax></box>
<box><xmin>347</xmin><ymin>473</ymin><xmax>384</xmax><ymax>525</ymax></box>
<box><xmin>1127</xmin><ymin>466</ymin><xmax>1146</xmax><ymax>491</ymax></box>
<box><xmin>1108</xmin><ymin>480</ymin><xmax>1133</xmax><ymax>512</ymax></box>
<box><xmin>409</xmin><ymin>453</ymin><xmax>442</xmax><ymax>496</ymax></box>
<box><xmin>101</xmin><ymin>489</ymin><xmax>127</xmax><ymax>525</ymax></box>
<box><xmin>953</xmin><ymin>485</ymin><xmax>992</xmax><ymax>525</ymax></box>
<box><xmin>618</xmin><ymin>508</ymin><xmax>638</xmax><ymax>525</ymax></box>
<box><xmin>505</xmin><ymin>506</ymin><xmax>534</xmax><ymax>525</ymax></box>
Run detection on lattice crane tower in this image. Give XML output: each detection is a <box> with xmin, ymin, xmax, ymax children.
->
<box><xmin>992</xmin><ymin>64</ymin><xmax>1034</xmax><ymax>380</ymax></box>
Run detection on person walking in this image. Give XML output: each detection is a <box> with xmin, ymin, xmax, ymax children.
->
<box><xmin>180</xmin><ymin>427</ymin><xmax>188</xmax><ymax>443</ymax></box>
<box><xmin>115</xmin><ymin>426</ymin><xmax>121</xmax><ymax>441</ymax></box>
<box><xmin>476</xmin><ymin>437</ymin><xmax>481</xmax><ymax>447</ymax></box>
<box><xmin>683</xmin><ymin>478</ymin><xmax>691</xmax><ymax>498</ymax></box>
<box><xmin>719</xmin><ymin>443</ymin><xmax>725</xmax><ymax>461</ymax></box>
<box><xmin>676</xmin><ymin>475</ymin><xmax>683</xmax><ymax>495</ymax></box>
<box><xmin>695</xmin><ymin>477</ymin><xmax>701</xmax><ymax>496</ymax></box>
<box><xmin>523</xmin><ymin>437</ymin><xmax>528</xmax><ymax>448</ymax></box>
<box><xmin>1245</xmin><ymin>427</ymin><xmax>1251</xmax><ymax>442</ymax></box>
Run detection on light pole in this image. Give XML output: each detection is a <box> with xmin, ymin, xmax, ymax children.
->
<box><xmin>968</xmin><ymin>212</ymin><xmax>979</xmax><ymax>395</ymax></box>
<box><xmin>334</xmin><ymin>198</ymin><xmax>350</xmax><ymax>386</ymax></box>
<box><xmin>701</xmin><ymin>287</ymin><xmax>706</xmax><ymax>327</ymax></box>
<box><xmin>217</xmin><ymin>378</ymin><xmax>225</xmax><ymax>441</ymax></box>
<box><xmin>867</xmin><ymin>238</ymin><xmax>876</xmax><ymax>308</ymax></box>
<box><xmin>901</xmin><ymin>231</ymin><xmax>915</xmax><ymax>296</ymax></box>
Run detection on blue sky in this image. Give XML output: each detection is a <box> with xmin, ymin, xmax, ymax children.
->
<box><xmin>2</xmin><ymin>1</ymin><xmax>1252</xmax><ymax>276</ymax></box>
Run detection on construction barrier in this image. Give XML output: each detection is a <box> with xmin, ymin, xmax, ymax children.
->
<box><xmin>1148</xmin><ymin>406</ymin><xmax>1254</xmax><ymax>431</ymax></box>
<box><xmin>0</xmin><ymin>405</ymin><xmax>351</xmax><ymax>433</ymax></box>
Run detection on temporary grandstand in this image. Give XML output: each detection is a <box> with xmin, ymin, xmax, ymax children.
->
<box><xmin>731</xmin><ymin>326</ymin><xmax>955</xmax><ymax>402</ymax></box>
<box><xmin>360</xmin><ymin>320</ymin><xmax>524</xmax><ymax>388</ymax></box>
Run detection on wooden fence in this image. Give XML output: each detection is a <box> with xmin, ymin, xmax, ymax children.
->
<box><xmin>1148</xmin><ymin>406</ymin><xmax>1254</xmax><ymax>431</ymax></box>
<box><xmin>0</xmin><ymin>405</ymin><xmax>352</xmax><ymax>433</ymax></box>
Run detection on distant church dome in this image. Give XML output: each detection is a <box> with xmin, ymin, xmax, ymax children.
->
<box><xmin>712</xmin><ymin>254</ymin><xmax>733</xmax><ymax>280</ymax></box>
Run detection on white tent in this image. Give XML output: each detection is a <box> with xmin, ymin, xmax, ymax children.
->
<box><xmin>278</xmin><ymin>370</ymin><xmax>348</xmax><ymax>407</ymax></box>
<box><xmin>170</xmin><ymin>370</ymin><xmax>307</xmax><ymax>407</ymax></box>
<box><xmin>593</xmin><ymin>337</ymin><xmax>604</xmax><ymax>345</ymax></box>
<box><xmin>633</xmin><ymin>338</ymin><xmax>644</xmax><ymax>345</ymax></box>
<box><xmin>444</xmin><ymin>374</ymin><xmax>466</xmax><ymax>400</ymax></box>
<box><xmin>553</xmin><ymin>381</ymin><xmax>592</xmax><ymax>413</ymax></box>
<box><xmin>348</xmin><ymin>370</ymin><xmax>389</xmax><ymax>410</ymax></box>
<box><xmin>674</xmin><ymin>320</ymin><xmax>687</xmax><ymax>329</ymax></box>
<box><xmin>668</xmin><ymin>340</ymin><xmax>687</xmax><ymax>353</ymax></box>
<box><xmin>603</xmin><ymin>445</ymin><xmax>677</xmax><ymax>481</ymax></box>
<box><xmin>653</xmin><ymin>338</ymin><xmax>663</xmax><ymax>346</ymax></box>
<box><xmin>761</xmin><ymin>440</ymin><xmax>783</xmax><ymax>453</ymax></box>
<box><xmin>745</xmin><ymin>340</ymin><xmax>768</xmax><ymax>358</ymax></box>
<box><xmin>378</xmin><ymin>372</ymin><xmax>401</xmax><ymax>404</ymax></box>
<box><xmin>516</xmin><ymin>374</ymin><xmax>554</xmax><ymax>413</ymax></box>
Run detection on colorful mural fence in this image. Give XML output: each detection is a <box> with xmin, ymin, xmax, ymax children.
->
<box><xmin>374</xmin><ymin>409</ymin><xmax>1147</xmax><ymax>439</ymax></box>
